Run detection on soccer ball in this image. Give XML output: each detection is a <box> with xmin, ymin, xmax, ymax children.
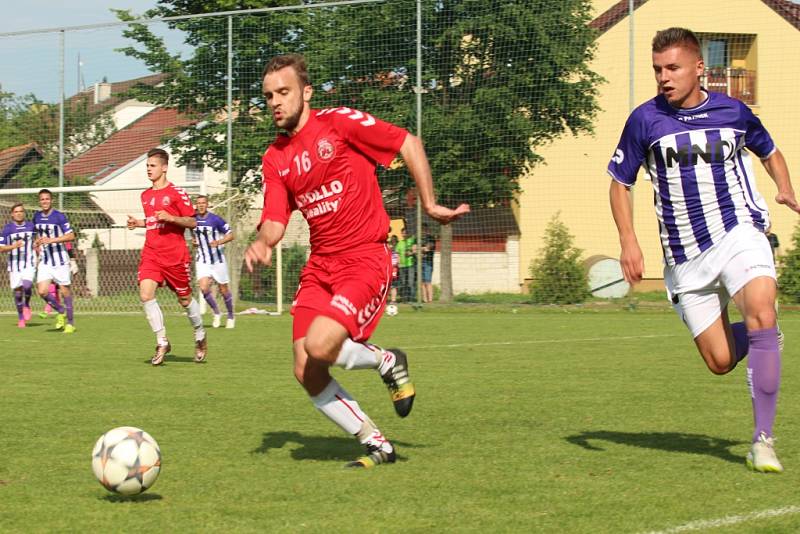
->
<box><xmin>92</xmin><ymin>426</ymin><xmax>161</xmax><ymax>495</ymax></box>
<box><xmin>385</xmin><ymin>303</ymin><xmax>399</xmax><ymax>316</ymax></box>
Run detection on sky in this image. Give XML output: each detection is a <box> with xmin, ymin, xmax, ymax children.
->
<box><xmin>0</xmin><ymin>0</ymin><xmax>179</xmax><ymax>102</ymax></box>
<box><xmin>3</xmin><ymin>0</ymin><xmax>800</xmax><ymax>103</ymax></box>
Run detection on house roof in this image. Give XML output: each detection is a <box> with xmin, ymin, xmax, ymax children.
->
<box><xmin>403</xmin><ymin>204</ymin><xmax>520</xmax><ymax>238</ymax></box>
<box><xmin>590</xmin><ymin>0</ymin><xmax>800</xmax><ymax>35</ymax></box>
<box><xmin>0</xmin><ymin>143</ymin><xmax>45</xmax><ymax>189</ymax></box>
<box><xmin>64</xmin><ymin>107</ymin><xmax>195</xmax><ymax>182</ymax></box>
<box><xmin>0</xmin><ymin>143</ymin><xmax>43</xmax><ymax>179</ymax></box>
<box><xmin>67</xmin><ymin>73</ymin><xmax>166</xmax><ymax>115</ymax></box>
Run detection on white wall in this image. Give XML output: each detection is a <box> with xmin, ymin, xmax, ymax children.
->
<box><xmin>433</xmin><ymin>236</ymin><xmax>521</xmax><ymax>294</ymax></box>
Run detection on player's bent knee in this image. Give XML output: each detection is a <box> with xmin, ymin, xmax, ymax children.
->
<box><xmin>746</xmin><ymin>308</ymin><xmax>777</xmax><ymax>331</ymax></box>
<box><xmin>706</xmin><ymin>361</ymin><xmax>733</xmax><ymax>375</ymax></box>
<box><xmin>304</xmin><ymin>337</ymin><xmax>335</xmax><ymax>364</ymax></box>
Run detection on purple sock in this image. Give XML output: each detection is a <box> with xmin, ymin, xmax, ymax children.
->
<box><xmin>747</xmin><ymin>327</ymin><xmax>781</xmax><ymax>442</ymax></box>
<box><xmin>22</xmin><ymin>280</ymin><xmax>32</xmax><ymax>306</ymax></box>
<box><xmin>43</xmin><ymin>293</ymin><xmax>64</xmax><ymax>314</ymax></box>
<box><xmin>203</xmin><ymin>291</ymin><xmax>220</xmax><ymax>314</ymax></box>
<box><xmin>14</xmin><ymin>290</ymin><xmax>24</xmax><ymax>319</ymax></box>
<box><xmin>732</xmin><ymin>322</ymin><xmax>749</xmax><ymax>363</ymax></box>
<box><xmin>64</xmin><ymin>295</ymin><xmax>74</xmax><ymax>325</ymax></box>
<box><xmin>223</xmin><ymin>292</ymin><xmax>234</xmax><ymax>319</ymax></box>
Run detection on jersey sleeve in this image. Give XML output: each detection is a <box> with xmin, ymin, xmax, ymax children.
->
<box><xmin>171</xmin><ymin>186</ymin><xmax>195</xmax><ymax>217</ymax></box>
<box><xmin>215</xmin><ymin>215</ymin><xmax>232</xmax><ymax>235</ymax></box>
<box><xmin>0</xmin><ymin>226</ymin><xmax>7</xmax><ymax>246</ymax></box>
<box><xmin>58</xmin><ymin>213</ymin><xmax>73</xmax><ymax>235</ymax></box>
<box><xmin>607</xmin><ymin>109</ymin><xmax>648</xmax><ymax>186</ymax></box>
<box><xmin>327</xmin><ymin>108</ymin><xmax>408</xmax><ymax>167</ymax></box>
<box><xmin>260</xmin><ymin>150</ymin><xmax>293</xmax><ymax>227</ymax></box>
<box><xmin>740</xmin><ymin>102</ymin><xmax>776</xmax><ymax>159</ymax></box>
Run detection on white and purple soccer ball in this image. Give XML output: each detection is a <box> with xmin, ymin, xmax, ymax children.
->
<box><xmin>385</xmin><ymin>304</ymin><xmax>399</xmax><ymax>316</ymax></box>
<box><xmin>92</xmin><ymin>426</ymin><xmax>161</xmax><ymax>495</ymax></box>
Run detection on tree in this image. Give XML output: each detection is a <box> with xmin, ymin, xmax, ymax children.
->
<box><xmin>114</xmin><ymin>0</ymin><xmax>601</xmax><ymax>300</ymax></box>
<box><xmin>528</xmin><ymin>213</ymin><xmax>590</xmax><ymax>305</ymax></box>
<box><xmin>778</xmin><ymin>222</ymin><xmax>800</xmax><ymax>303</ymax></box>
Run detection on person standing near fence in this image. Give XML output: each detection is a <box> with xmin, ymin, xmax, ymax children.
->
<box><xmin>0</xmin><ymin>203</ymin><xmax>36</xmax><ymax>327</ymax></box>
<box><xmin>420</xmin><ymin>225</ymin><xmax>436</xmax><ymax>303</ymax></box>
<box><xmin>396</xmin><ymin>225</ymin><xmax>416</xmax><ymax>302</ymax></box>
<box><xmin>127</xmin><ymin>148</ymin><xmax>207</xmax><ymax>365</ymax></box>
<box><xmin>608</xmin><ymin>27</ymin><xmax>798</xmax><ymax>473</ymax></box>
<box><xmin>245</xmin><ymin>53</ymin><xmax>468</xmax><ymax>468</ymax></box>
<box><xmin>34</xmin><ymin>189</ymin><xmax>76</xmax><ymax>334</ymax></box>
<box><xmin>193</xmin><ymin>195</ymin><xmax>236</xmax><ymax>329</ymax></box>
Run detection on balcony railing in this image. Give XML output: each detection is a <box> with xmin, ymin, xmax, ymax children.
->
<box><xmin>701</xmin><ymin>67</ymin><xmax>756</xmax><ymax>105</ymax></box>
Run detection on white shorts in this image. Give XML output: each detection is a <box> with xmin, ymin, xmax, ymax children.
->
<box><xmin>664</xmin><ymin>224</ymin><xmax>776</xmax><ymax>338</ymax></box>
<box><xmin>195</xmin><ymin>261</ymin><xmax>230</xmax><ymax>284</ymax></box>
<box><xmin>36</xmin><ymin>262</ymin><xmax>72</xmax><ymax>286</ymax></box>
<box><xmin>9</xmin><ymin>266</ymin><xmax>35</xmax><ymax>289</ymax></box>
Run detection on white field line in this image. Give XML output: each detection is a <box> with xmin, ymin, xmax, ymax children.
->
<box><xmin>403</xmin><ymin>333</ymin><xmax>681</xmax><ymax>351</ymax></box>
<box><xmin>641</xmin><ymin>505</ymin><xmax>800</xmax><ymax>534</ymax></box>
<box><xmin>0</xmin><ymin>332</ymin><xmax>682</xmax><ymax>348</ymax></box>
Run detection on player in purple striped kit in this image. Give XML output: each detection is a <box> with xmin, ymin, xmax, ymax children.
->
<box><xmin>33</xmin><ymin>189</ymin><xmax>76</xmax><ymax>333</ymax></box>
<box><xmin>608</xmin><ymin>28</ymin><xmax>798</xmax><ymax>473</ymax></box>
<box><xmin>0</xmin><ymin>203</ymin><xmax>36</xmax><ymax>327</ymax></box>
<box><xmin>193</xmin><ymin>195</ymin><xmax>236</xmax><ymax>329</ymax></box>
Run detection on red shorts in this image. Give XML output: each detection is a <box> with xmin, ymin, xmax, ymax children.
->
<box><xmin>138</xmin><ymin>258</ymin><xmax>193</xmax><ymax>298</ymax></box>
<box><xmin>292</xmin><ymin>243</ymin><xmax>392</xmax><ymax>342</ymax></box>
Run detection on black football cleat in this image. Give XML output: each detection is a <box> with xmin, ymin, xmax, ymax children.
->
<box><xmin>381</xmin><ymin>349</ymin><xmax>415</xmax><ymax>418</ymax></box>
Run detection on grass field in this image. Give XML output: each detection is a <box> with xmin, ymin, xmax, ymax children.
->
<box><xmin>2</xmin><ymin>304</ymin><xmax>800</xmax><ymax>532</ymax></box>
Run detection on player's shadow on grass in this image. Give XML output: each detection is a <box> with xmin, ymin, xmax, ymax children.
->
<box><xmin>101</xmin><ymin>493</ymin><xmax>163</xmax><ymax>503</ymax></box>
<box><xmin>141</xmin><ymin>355</ymin><xmax>197</xmax><ymax>364</ymax></box>
<box><xmin>565</xmin><ymin>430</ymin><xmax>747</xmax><ymax>464</ymax></box>
<box><xmin>252</xmin><ymin>431</ymin><xmax>418</xmax><ymax>462</ymax></box>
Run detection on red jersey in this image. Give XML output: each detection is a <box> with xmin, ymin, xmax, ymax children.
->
<box><xmin>140</xmin><ymin>182</ymin><xmax>194</xmax><ymax>264</ymax></box>
<box><xmin>260</xmin><ymin>107</ymin><xmax>408</xmax><ymax>255</ymax></box>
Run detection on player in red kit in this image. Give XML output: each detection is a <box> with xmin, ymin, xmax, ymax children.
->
<box><xmin>127</xmin><ymin>148</ymin><xmax>208</xmax><ymax>365</ymax></box>
<box><xmin>245</xmin><ymin>54</ymin><xmax>469</xmax><ymax>468</ymax></box>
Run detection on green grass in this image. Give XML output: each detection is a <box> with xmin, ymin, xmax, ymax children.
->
<box><xmin>1</xmin><ymin>306</ymin><xmax>800</xmax><ymax>532</ymax></box>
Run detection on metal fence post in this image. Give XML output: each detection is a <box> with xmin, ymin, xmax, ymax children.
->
<box><xmin>59</xmin><ymin>29</ymin><xmax>65</xmax><ymax>209</ymax></box>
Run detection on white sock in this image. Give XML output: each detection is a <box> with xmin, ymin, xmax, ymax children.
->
<box><xmin>311</xmin><ymin>379</ymin><xmax>369</xmax><ymax>435</ymax></box>
<box><xmin>143</xmin><ymin>299</ymin><xmax>167</xmax><ymax>345</ymax></box>
<box><xmin>185</xmin><ymin>298</ymin><xmax>205</xmax><ymax>340</ymax></box>
<box><xmin>334</xmin><ymin>339</ymin><xmax>381</xmax><ymax>370</ymax></box>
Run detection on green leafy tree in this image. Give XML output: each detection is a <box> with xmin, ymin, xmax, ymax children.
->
<box><xmin>528</xmin><ymin>213</ymin><xmax>590</xmax><ymax>305</ymax></box>
<box><xmin>114</xmin><ymin>0</ymin><xmax>601</xmax><ymax>300</ymax></box>
<box><xmin>778</xmin><ymin>222</ymin><xmax>800</xmax><ymax>303</ymax></box>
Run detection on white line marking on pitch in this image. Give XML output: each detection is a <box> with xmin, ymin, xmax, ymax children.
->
<box><xmin>641</xmin><ymin>505</ymin><xmax>800</xmax><ymax>533</ymax></box>
<box><xmin>405</xmin><ymin>333</ymin><xmax>680</xmax><ymax>350</ymax></box>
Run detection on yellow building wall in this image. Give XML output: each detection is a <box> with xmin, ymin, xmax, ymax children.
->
<box><xmin>517</xmin><ymin>0</ymin><xmax>800</xmax><ymax>291</ymax></box>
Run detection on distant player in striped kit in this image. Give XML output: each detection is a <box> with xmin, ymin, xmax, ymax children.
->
<box><xmin>193</xmin><ymin>195</ymin><xmax>235</xmax><ymax>329</ymax></box>
<box><xmin>127</xmin><ymin>148</ymin><xmax>207</xmax><ymax>366</ymax></box>
<box><xmin>0</xmin><ymin>203</ymin><xmax>36</xmax><ymax>327</ymax></box>
<box><xmin>246</xmin><ymin>54</ymin><xmax>469</xmax><ymax>468</ymax></box>
<box><xmin>608</xmin><ymin>28</ymin><xmax>799</xmax><ymax>473</ymax></box>
<box><xmin>33</xmin><ymin>189</ymin><xmax>76</xmax><ymax>333</ymax></box>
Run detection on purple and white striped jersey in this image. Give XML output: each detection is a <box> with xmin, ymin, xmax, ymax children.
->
<box><xmin>33</xmin><ymin>209</ymin><xmax>73</xmax><ymax>266</ymax></box>
<box><xmin>193</xmin><ymin>212</ymin><xmax>231</xmax><ymax>265</ymax></box>
<box><xmin>0</xmin><ymin>221</ymin><xmax>36</xmax><ymax>272</ymax></box>
<box><xmin>607</xmin><ymin>91</ymin><xmax>775</xmax><ymax>265</ymax></box>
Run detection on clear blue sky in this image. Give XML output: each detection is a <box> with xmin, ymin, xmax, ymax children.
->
<box><xmin>0</xmin><ymin>0</ymin><xmax>176</xmax><ymax>102</ymax></box>
<box><xmin>3</xmin><ymin>0</ymin><xmax>800</xmax><ymax>103</ymax></box>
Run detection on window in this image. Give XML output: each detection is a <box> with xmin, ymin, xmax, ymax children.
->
<box><xmin>697</xmin><ymin>33</ymin><xmax>757</xmax><ymax>105</ymax></box>
<box><xmin>703</xmin><ymin>40</ymin><xmax>727</xmax><ymax>68</ymax></box>
<box><xmin>186</xmin><ymin>161</ymin><xmax>203</xmax><ymax>182</ymax></box>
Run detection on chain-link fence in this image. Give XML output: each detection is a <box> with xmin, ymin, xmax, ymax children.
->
<box><xmin>1</xmin><ymin>0</ymin><xmax>798</xmax><ymax>314</ymax></box>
